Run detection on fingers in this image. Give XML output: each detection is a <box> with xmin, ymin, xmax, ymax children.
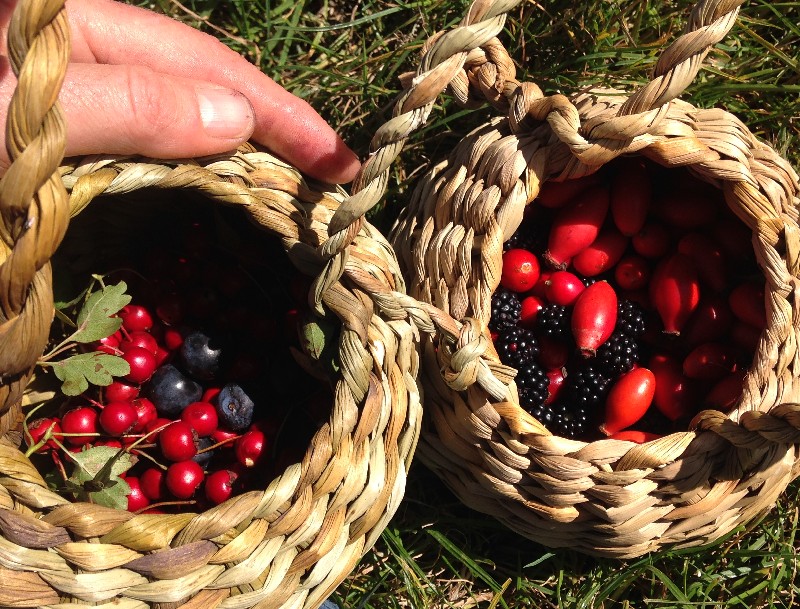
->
<box><xmin>66</xmin><ymin>0</ymin><xmax>361</xmax><ymax>183</ymax></box>
<box><xmin>57</xmin><ymin>63</ymin><xmax>255</xmax><ymax>160</ymax></box>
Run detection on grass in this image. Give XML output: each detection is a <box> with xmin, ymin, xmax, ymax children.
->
<box><xmin>136</xmin><ymin>0</ymin><xmax>800</xmax><ymax>606</ymax></box>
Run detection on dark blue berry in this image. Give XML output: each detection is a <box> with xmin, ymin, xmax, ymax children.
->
<box><xmin>192</xmin><ymin>436</ymin><xmax>215</xmax><ymax>468</ymax></box>
<box><xmin>179</xmin><ymin>331</ymin><xmax>223</xmax><ymax>381</ymax></box>
<box><xmin>145</xmin><ymin>364</ymin><xmax>203</xmax><ymax>418</ymax></box>
<box><xmin>216</xmin><ymin>383</ymin><xmax>255</xmax><ymax>432</ymax></box>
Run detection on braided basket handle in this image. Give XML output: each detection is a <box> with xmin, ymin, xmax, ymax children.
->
<box><xmin>0</xmin><ymin>0</ymin><xmax>70</xmax><ymax>430</ymax></box>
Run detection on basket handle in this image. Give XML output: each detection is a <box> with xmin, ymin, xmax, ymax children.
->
<box><xmin>0</xmin><ymin>0</ymin><xmax>70</xmax><ymax>427</ymax></box>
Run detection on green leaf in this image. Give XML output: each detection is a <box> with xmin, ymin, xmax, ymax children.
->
<box><xmin>68</xmin><ymin>446</ymin><xmax>135</xmax><ymax>510</ymax></box>
<box><xmin>73</xmin><ymin>282</ymin><xmax>132</xmax><ymax>343</ymax></box>
<box><xmin>51</xmin><ymin>352</ymin><xmax>130</xmax><ymax>396</ymax></box>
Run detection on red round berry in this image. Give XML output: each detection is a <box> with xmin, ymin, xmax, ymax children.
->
<box><xmin>235</xmin><ymin>430</ymin><xmax>266</xmax><ymax>468</ymax></box>
<box><xmin>159</xmin><ymin>421</ymin><xmax>198</xmax><ymax>462</ymax></box>
<box><xmin>26</xmin><ymin>417</ymin><xmax>61</xmax><ymax>452</ymax></box>
<box><xmin>119</xmin><ymin>304</ymin><xmax>154</xmax><ymax>333</ymax></box>
<box><xmin>165</xmin><ymin>460</ymin><xmax>205</xmax><ymax>499</ymax></box>
<box><xmin>143</xmin><ymin>418</ymin><xmax>173</xmax><ymax>442</ymax></box>
<box><xmin>122</xmin><ymin>346</ymin><xmax>158</xmax><ymax>384</ymax></box>
<box><xmin>104</xmin><ymin>380</ymin><xmax>139</xmax><ymax>403</ymax></box>
<box><xmin>181</xmin><ymin>402</ymin><xmax>219</xmax><ymax>437</ymax></box>
<box><xmin>500</xmin><ymin>249</ymin><xmax>540</xmax><ymax>293</ymax></box>
<box><xmin>210</xmin><ymin>427</ymin><xmax>239</xmax><ymax>446</ymax></box>
<box><xmin>125</xmin><ymin>477</ymin><xmax>150</xmax><ymax>512</ymax></box>
<box><xmin>61</xmin><ymin>407</ymin><xmax>99</xmax><ymax>446</ymax></box>
<box><xmin>205</xmin><ymin>469</ymin><xmax>238</xmax><ymax>505</ymax></box>
<box><xmin>139</xmin><ymin>467</ymin><xmax>167</xmax><ymax>501</ymax></box>
<box><xmin>544</xmin><ymin>270</ymin><xmax>585</xmax><ymax>306</ymax></box>
<box><xmin>94</xmin><ymin>331</ymin><xmax>122</xmax><ymax>355</ymax></box>
<box><xmin>119</xmin><ymin>330</ymin><xmax>159</xmax><ymax>355</ymax></box>
<box><xmin>99</xmin><ymin>401</ymin><xmax>138</xmax><ymax>437</ymax></box>
<box><xmin>163</xmin><ymin>327</ymin><xmax>185</xmax><ymax>351</ymax></box>
<box><xmin>130</xmin><ymin>397</ymin><xmax>158</xmax><ymax>433</ymax></box>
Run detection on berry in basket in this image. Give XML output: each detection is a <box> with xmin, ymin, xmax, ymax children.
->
<box><xmin>494</xmin><ymin>158</ymin><xmax>766</xmax><ymax>441</ymax></box>
<box><xmin>23</xmin><ymin>205</ymin><xmax>333</xmax><ymax>513</ymax></box>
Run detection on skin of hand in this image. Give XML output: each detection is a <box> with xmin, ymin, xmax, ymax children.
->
<box><xmin>0</xmin><ymin>0</ymin><xmax>361</xmax><ymax>183</ymax></box>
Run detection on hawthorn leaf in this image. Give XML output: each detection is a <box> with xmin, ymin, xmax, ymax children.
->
<box><xmin>68</xmin><ymin>446</ymin><xmax>135</xmax><ymax>509</ymax></box>
<box><xmin>51</xmin><ymin>352</ymin><xmax>131</xmax><ymax>396</ymax></box>
<box><xmin>72</xmin><ymin>282</ymin><xmax>131</xmax><ymax>343</ymax></box>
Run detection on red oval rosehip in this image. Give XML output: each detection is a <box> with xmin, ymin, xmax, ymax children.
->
<box><xmin>704</xmin><ymin>370</ymin><xmax>747</xmax><ymax>411</ymax></box>
<box><xmin>682</xmin><ymin>342</ymin><xmax>736</xmax><ymax>381</ymax></box>
<box><xmin>649</xmin><ymin>354</ymin><xmax>699</xmax><ymax>421</ymax></box>
<box><xmin>631</xmin><ymin>222</ymin><xmax>670</xmax><ymax>258</ymax></box>
<box><xmin>571</xmin><ymin>227</ymin><xmax>628</xmax><ymax>278</ymax></box>
<box><xmin>544</xmin><ymin>185</ymin><xmax>610</xmax><ymax>269</ymax></box>
<box><xmin>500</xmin><ymin>249</ymin><xmax>541</xmax><ymax>293</ymax></box>
<box><xmin>600</xmin><ymin>367</ymin><xmax>655</xmax><ymax>436</ymax></box>
<box><xmin>536</xmin><ymin>174</ymin><xmax>599</xmax><ymax>209</ymax></box>
<box><xmin>610</xmin><ymin>158</ymin><xmax>651</xmax><ymax>237</ymax></box>
<box><xmin>677</xmin><ymin>233</ymin><xmax>727</xmax><ymax>293</ymax></box>
<box><xmin>728</xmin><ymin>281</ymin><xmax>767</xmax><ymax>329</ymax></box>
<box><xmin>649</xmin><ymin>253</ymin><xmax>700</xmax><ymax>336</ymax></box>
<box><xmin>165</xmin><ymin>460</ymin><xmax>204</xmax><ymax>499</ymax></box>
<box><xmin>609</xmin><ymin>430</ymin><xmax>661</xmax><ymax>443</ymax></box>
<box><xmin>614</xmin><ymin>255</ymin><xmax>650</xmax><ymax>292</ymax></box>
<box><xmin>571</xmin><ymin>281</ymin><xmax>618</xmax><ymax>357</ymax></box>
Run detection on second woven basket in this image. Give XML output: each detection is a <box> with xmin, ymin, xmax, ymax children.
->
<box><xmin>389</xmin><ymin>0</ymin><xmax>800</xmax><ymax>557</ymax></box>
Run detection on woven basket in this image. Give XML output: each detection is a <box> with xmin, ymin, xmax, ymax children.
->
<box><xmin>0</xmin><ymin>0</ymin><xmax>494</xmax><ymax>606</ymax></box>
<box><xmin>388</xmin><ymin>0</ymin><xmax>800</xmax><ymax>557</ymax></box>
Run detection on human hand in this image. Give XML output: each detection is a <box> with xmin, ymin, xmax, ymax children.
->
<box><xmin>0</xmin><ymin>0</ymin><xmax>361</xmax><ymax>183</ymax></box>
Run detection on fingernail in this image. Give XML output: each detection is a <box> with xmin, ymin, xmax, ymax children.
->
<box><xmin>196</xmin><ymin>87</ymin><xmax>254</xmax><ymax>140</ymax></box>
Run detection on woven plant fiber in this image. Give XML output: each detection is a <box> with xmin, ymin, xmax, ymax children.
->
<box><xmin>387</xmin><ymin>0</ymin><xmax>800</xmax><ymax>557</ymax></box>
<box><xmin>0</xmin><ymin>0</ymin><xmax>496</xmax><ymax>606</ymax></box>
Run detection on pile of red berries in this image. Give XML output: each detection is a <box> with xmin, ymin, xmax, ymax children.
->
<box><xmin>492</xmin><ymin>158</ymin><xmax>765</xmax><ymax>441</ymax></box>
<box><xmin>26</xmin><ymin>207</ymin><xmax>331</xmax><ymax>512</ymax></box>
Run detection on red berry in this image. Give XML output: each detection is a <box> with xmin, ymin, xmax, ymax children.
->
<box><xmin>631</xmin><ymin>222</ymin><xmax>670</xmax><ymax>258</ymax></box>
<box><xmin>210</xmin><ymin>427</ymin><xmax>239</xmax><ymax>446</ymax></box>
<box><xmin>500</xmin><ymin>249</ymin><xmax>541</xmax><ymax>293</ymax></box>
<box><xmin>649</xmin><ymin>253</ymin><xmax>700</xmax><ymax>336</ymax></box>
<box><xmin>61</xmin><ymin>407</ymin><xmax>99</xmax><ymax>446</ymax></box>
<box><xmin>26</xmin><ymin>417</ymin><xmax>61</xmax><ymax>452</ymax></box>
<box><xmin>181</xmin><ymin>402</ymin><xmax>219</xmax><ymax>437</ymax></box>
<box><xmin>681</xmin><ymin>296</ymin><xmax>734</xmax><ymax>347</ymax></box>
<box><xmin>571</xmin><ymin>281</ymin><xmax>618</xmax><ymax>357</ymax></box>
<box><xmin>653</xmin><ymin>188</ymin><xmax>719</xmax><ymax>230</ymax></box>
<box><xmin>609</xmin><ymin>430</ymin><xmax>660</xmax><ymax>443</ymax></box>
<box><xmin>730</xmin><ymin>321</ymin><xmax>761</xmax><ymax>354</ymax></box>
<box><xmin>536</xmin><ymin>174</ymin><xmax>600</xmax><ymax>209</ymax></box>
<box><xmin>610</xmin><ymin>158</ymin><xmax>651</xmax><ymax>236</ymax></box>
<box><xmin>519</xmin><ymin>295</ymin><xmax>545</xmax><ymax>329</ymax></box>
<box><xmin>139</xmin><ymin>467</ymin><xmax>167</xmax><ymax>501</ymax></box>
<box><xmin>544</xmin><ymin>271</ymin><xmax>585</xmax><ymax>306</ymax></box>
<box><xmin>677</xmin><ymin>233</ymin><xmax>727</xmax><ymax>293</ymax></box>
<box><xmin>649</xmin><ymin>354</ymin><xmax>699</xmax><ymax>421</ymax></box>
<box><xmin>544</xmin><ymin>368</ymin><xmax>566</xmax><ymax>405</ymax></box>
<box><xmin>119</xmin><ymin>330</ymin><xmax>159</xmax><ymax>355</ymax></box>
<box><xmin>99</xmin><ymin>401</ymin><xmax>138</xmax><ymax>437</ymax></box>
<box><xmin>202</xmin><ymin>386</ymin><xmax>222</xmax><ymax>403</ymax></box>
<box><xmin>143</xmin><ymin>417</ymin><xmax>173</xmax><ymax>442</ymax></box>
<box><xmin>235</xmin><ymin>430</ymin><xmax>266</xmax><ymax>468</ymax></box>
<box><xmin>600</xmin><ymin>367</ymin><xmax>655</xmax><ymax>436</ymax></box>
<box><xmin>119</xmin><ymin>305</ymin><xmax>154</xmax><ymax>333</ymax></box>
<box><xmin>159</xmin><ymin>421</ymin><xmax>198</xmax><ymax>462</ymax></box>
<box><xmin>163</xmin><ymin>327</ymin><xmax>184</xmax><ymax>351</ymax></box>
<box><xmin>130</xmin><ymin>397</ymin><xmax>158</xmax><ymax>433</ymax></box>
<box><xmin>537</xmin><ymin>337</ymin><xmax>570</xmax><ymax>370</ymax></box>
<box><xmin>165</xmin><ymin>460</ymin><xmax>205</xmax><ymax>499</ymax></box>
<box><xmin>94</xmin><ymin>331</ymin><xmax>122</xmax><ymax>355</ymax></box>
<box><xmin>104</xmin><ymin>380</ymin><xmax>139</xmax><ymax>403</ymax></box>
<box><xmin>614</xmin><ymin>255</ymin><xmax>650</xmax><ymax>291</ymax></box>
<box><xmin>122</xmin><ymin>346</ymin><xmax>158</xmax><ymax>384</ymax></box>
<box><xmin>704</xmin><ymin>370</ymin><xmax>747</xmax><ymax>411</ymax></box>
<box><xmin>125</xmin><ymin>477</ymin><xmax>150</xmax><ymax>512</ymax></box>
<box><xmin>544</xmin><ymin>185</ymin><xmax>610</xmax><ymax>269</ymax></box>
<box><xmin>728</xmin><ymin>281</ymin><xmax>767</xmax><ymax>329</ymax></box>
<box><xmin>205</xmin><ymin>469</ymin><xmax>238</xmax><ymax>504</ymax></box>
<box><xmin>711</xmin><ymin>214</ymin><xmax>752</xmax><ymax>264</ymax></box>
<box><xmin>682</xmin><ymin>343</ymin><xmax>736</xmax><ymax>381</ymax></box>
<box><xmin>571</xmin><ymin>227</ymin><xmax>628</xmax><ymax>278</ymax></box>
<box><xmin>154</xmin><ymin>346</ymin><xmax>171</xmax><ymax>368</ymax></box>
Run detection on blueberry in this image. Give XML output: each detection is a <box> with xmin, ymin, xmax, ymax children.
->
<box><xmin>145</xmin><ymin>364</ymin><xmax>203</xmax><ymax>418</ymax></box>
<box><xmin>179</xmin><ymin>331</ymin><xmax>223</xmax><ymax>380</ymax></box>
<box><xmin>216</xmin><ymin>383</ymin><xmax>255</xmax><ymax>432</ymax></box>
<box><xmin>192</xmin><ymin>436</ymin><xmax>215</xmax><ymax>468</ymax></box>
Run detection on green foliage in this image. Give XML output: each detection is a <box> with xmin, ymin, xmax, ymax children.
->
<box><xmin>73</xmin><ymin>282</ymin><xmax>131</xmax><ymax>343</ymax></box>
<box><xmin>50</xmin><ymin>352</ymin><xmax>131</xmax><ymax>396</ymax></box>
<box><xmin>60</xmin><ymin>446</ymin><xmax>135</xmax><ymax>509</ymax></box>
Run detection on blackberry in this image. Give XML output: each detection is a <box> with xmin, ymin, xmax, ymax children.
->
<box><xmin>527</xmin><ymin>402</ymin><xmax>592</xmax><ymax>440</ymax></box>
<box><xmin>496</xmin><ymin>327</ymin><xmax>540</xmax><ymax>369</ymax></box>
<box><xmin>536</xmin><ymin>304</ymin><xmax>570</xmax><ymax>339</ymax></box>
<box><xmin>516</xmin><ymin>361</ymin><xmax>549</xmax><ymax>411</ymax></box>
<box><xmin>567</xmin><ymin>364</ymin><xmax>612</xmax><ymax>408</ymax></box>
<box><xmin>616</xmin><ymin>299</ymin><xmax>646</xmax><ymax>337</ymax></box>
<box><xmin>596</xmin><ymin>332</ymin><xmax>639</xmax><ymax>376</ymax></box>
<box><xmin>490</xmin><ymin>288</ymin><xmax>521</xmax><ymax>331</ymax></box>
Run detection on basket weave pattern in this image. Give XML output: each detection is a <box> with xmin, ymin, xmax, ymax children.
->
<box><xmin>0</xmin><ymin>1</ymin><xmax>441</xmax><ymax>607</ymax></box>
<box><xmin>389</xmin><ymin>0</ymin><xmax>800</xmax><ymax>557</ymax></box>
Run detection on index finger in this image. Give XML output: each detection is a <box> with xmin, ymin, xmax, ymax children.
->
<box><xmin>65</xmin><ymin>0</ymin><xmax>360</xmax><ymax>183</ymax></box>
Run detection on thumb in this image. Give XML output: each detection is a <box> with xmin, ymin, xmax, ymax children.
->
<box><xmin>57</xmin><ymin>63</ymin><xmax>255</xmax><ymax>160</ymax></box>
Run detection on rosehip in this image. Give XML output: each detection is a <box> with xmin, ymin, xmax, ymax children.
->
<box><xmin>649</xmin><ymin>354</ymin><xmax>699</xmax><ymax>421</ymax></box>
<box><xmin>681</xmin><ymin>296</ymin><xmax>734</xmax><ymax>347</ymax></box>
<box><xmin>571</xmin><ymin>227</ymin><xmax>628</xmax><ymax>277</ymax></box>
<box><xmin>677</xmin><ymin>233</ymin><xmax>727</xmax><ymax>292</ymax></box>
<box><xmin>728</xmin><ymin>281</ymin><xmax>767</xmax><ymax>329</ymax></box>
<box><xmin>609</xmin><ymin>430</ymin><xmax>661</xmax><ymax>443</ymax></box>
<box><xmin>544</xmin><ymin>368</ymin><xmax>566</xmax><ymax>405</ymax></box>
<box><xmin>649</xmin><ymin>253</ymin><xmax>700</xmax><ymax>335</ymax></box>
<box><xmin>704</xmin><ymin>370</ymin><xmax>747</xmax><ymax>411</ymax></box>
<box><xmin>544</xmin><ymin>185</ymin><xmax>610</xmax><ymax>269</ymax></box>
<box><xmin>631</xmin><ymin>222</ymin><xmax>670</xmax><ymax>258</ymax></box>
<box><xmin>571</xmin><ymin>281</ymin><xmax>618</xmax><ymax>357</ymax></box>
<box><xmin>614</xmin><ymin>255</ymin><xmax>650</xmax><ymax>291</ymax></box>
<box><xmin>600</xmin><ymin>367</ymin><xmax>655</xmax><ymax>436</ymax></box>
<box><xmin>536</xmin><ymin>174</ymin><xmax>600</xmax><ymax>208</ymax></box>
<box><xmin>500</xmin><ymin>249</ymin><xmax>541</xmax><ymax>293</ymax></box>
<box><xmin>610</xmin><ymin>158</ymin><xmax>651</xmax><ymax>236</ymax></box>
<box><xmin>682</xmin><ymin>343</ymin><xmax>736</xmax><ymax>381</ymax></box>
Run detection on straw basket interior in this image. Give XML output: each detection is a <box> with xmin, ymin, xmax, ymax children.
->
<box><xmin>385</xmin><ymin>0</ymin><xmax>800</xmax><ymax>557</ymax></box>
